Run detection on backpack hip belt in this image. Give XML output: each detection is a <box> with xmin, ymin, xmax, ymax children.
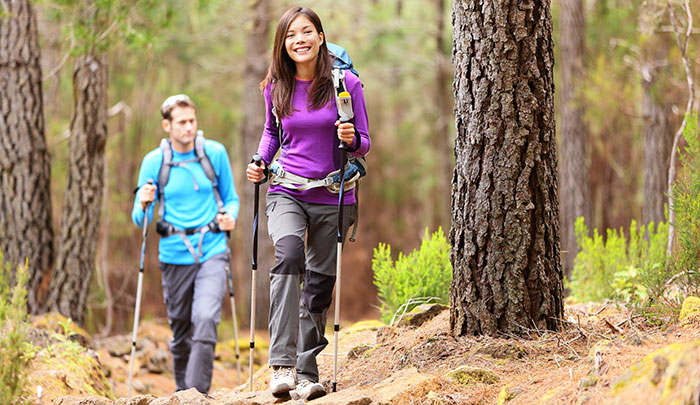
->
<box><xmin>156</xmin><ymin>218</ymin><xmax>221</xmax><ymax>265</ymax></box>
<box><xmin>267</xmin><ymin>157</ymin><xmax>364</xmax><ymax>194</ymax></box>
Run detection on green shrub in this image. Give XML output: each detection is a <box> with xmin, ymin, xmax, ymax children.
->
<box><xmin>567</xmin><ymin>217</ymin><xmax>668</xmax><ymax>305</ymax></box>
<box><xmin>372</xmin><ymin>227</ymin><xmax>452</xmax><ymax>324</ymax></box>
<box><xmin>671</xmin><ymin>111</ymin><xmax>700</xmax><ymax>292</ymax></box>
<box><xmin>0</xmin><ymin>254</ymin><xmax>31</xmax><ymax>405</ymax></box>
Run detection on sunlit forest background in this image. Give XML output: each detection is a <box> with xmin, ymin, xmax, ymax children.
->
<box><xmin>29</xmin><ymin>0</ymin><xmax>694</xmax><ymax>336</ymax></box>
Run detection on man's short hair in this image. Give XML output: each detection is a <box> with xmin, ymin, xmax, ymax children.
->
<box><xmin>161</xmin><ymin>94</ymin><xmax>196</xmax><ymax>120</ymax></box>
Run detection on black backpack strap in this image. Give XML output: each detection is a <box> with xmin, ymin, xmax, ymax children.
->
<box><xmin>194</xmin><ymin>132</ymin><xmax>224</xmax><ymax>210</ymax></box>
<box><xmin>271</xmin><ymin>105</ymin><xmax>284</xmax><ymax>148</ymax></box>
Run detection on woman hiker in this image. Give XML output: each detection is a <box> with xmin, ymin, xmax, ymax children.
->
<box><xmin>246</xmin><ymin>6</ymin><xmax>370</xmax><ymax>400</ymax></box>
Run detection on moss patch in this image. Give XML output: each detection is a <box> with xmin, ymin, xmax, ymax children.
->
<box><xmin>347</xmin><ymin>344</ymin><xmax>374</xmax><ymax>359</ymax></box>
<box><xmin>446</xmin><ymin>365</ymin><xmax>499</xmax><ymax>385</ymax></box>
<box><xmin>26</xmin><ymin>339</ymin><xmax>112</xmax><ymax>402</ymax></box>
<box><xmin>397</xmin><ymin>304</ymin><xmax>447</xmax><ymax>328</ymax></box>
<box><xmin>579</xmin><ymin>375</ymin><xmax>599</xmax><ymax>389</ymax></box>
<box><xmin>476</xmin><ymin>341</ymin><xmax>528</xmax><ymax>359</ymax></box>
<box><xmin>31</xmin><ymin>313</ymin><xmax>91</xmax><ymax>348</ymax></box>
<box><xmin>612</xmin><ymin>340</ymin><xmax>700</xmax><ymax>404</ymax></box>
<box><xmin>346</xmin><ymin>320</ymin><xmax>385</xmax><ymax>333</ymax></box>
<box><xmin>679</xmin><ymin>296</ymin><xmax>700</xmax><ymax>324</ymax></box>
<box><xmin>496</xmin><ymin>385</ymin><xmax>523</xmax><ymax>404</ymax></box>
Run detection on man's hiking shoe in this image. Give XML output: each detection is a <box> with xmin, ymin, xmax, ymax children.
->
<box><xmin>270</xmin><ymin>366</ymin><xmax>296</xmax><ymax>397</ymax></box>
<box><xmin>295</xmin><ymin>380</ymin><xmax>326</xmax><ymax>400</ymax></box>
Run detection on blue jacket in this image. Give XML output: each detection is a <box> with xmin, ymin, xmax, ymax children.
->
<box><xmin>132</xmin><ymin>139</ymin><xmax>240</xmax><ymax>265</ymax></box>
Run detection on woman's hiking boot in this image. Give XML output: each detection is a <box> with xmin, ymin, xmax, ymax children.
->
<box><xmin>270</xmin><ymin>366</ymin><xmax>296</xmax><ymax>397</ymax></box>
<box><xmin>295</xmin><ymin>379</ymin><xmax>326</xmax><ymax>400</ymax></box>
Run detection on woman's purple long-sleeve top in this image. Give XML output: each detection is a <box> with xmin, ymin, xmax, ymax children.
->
<box><xmin>257</xmin><ymin>72</ymin><xmax>370</xmax><ymax>205</ymax></box>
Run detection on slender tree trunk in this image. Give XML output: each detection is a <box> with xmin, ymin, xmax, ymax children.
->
<box><xmin>433</xmin><ymin>0</ymin><xmax>454</xmax><ymax>230</ymax></box>
<box><xmin>240</xmin><ymin>0</ymin><xmax>272</xmax><ymax>330</ymax></box>
<box><xmin>558</xmin><ymin>0</ymin><xmax>590</xmax><ymax>278</ymax></box>
<box><xmin>0</xmin><ymin>0</ymin><xmax>55</xmax><ymax>313</ymax></box>
<box><xmin>642</xmin><ymin>67</ymin><xmax>671</xmax><ymax>225</ymax></box>
<box><xmin>666</xmin><ymin>0</ymin><xmax>694</xmax><ymax>256</ymax></box>
<box><xmin>450</xmin><ymin>0</ymin><xmax>563</xmax><ymax>337</ymax></box>
<box><xmin>46</xmin><ymin>53</ymin><xmax>108</xmax><ymax>324</ymax></box>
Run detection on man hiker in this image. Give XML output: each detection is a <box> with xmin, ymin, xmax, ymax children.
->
<box><xmin>131</xmin><ymin>94</ymin><xmax>240</xmax><ymax>394</ymax></box>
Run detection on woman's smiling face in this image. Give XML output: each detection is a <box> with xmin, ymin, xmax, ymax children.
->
<box><xmin>284</xmin><ymin>15</ymin><xmax>324</xmax><ymax>69</ymax></box>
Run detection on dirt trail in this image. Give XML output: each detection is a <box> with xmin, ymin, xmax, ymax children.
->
<box><xmin>38</xmin><ymin>302</ymin><xmax>700</xmax><ymax>404</ymax></box>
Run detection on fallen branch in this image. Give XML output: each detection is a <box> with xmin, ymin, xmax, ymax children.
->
<box><xmin>603</xmin><ymin>318</ymin><xmax>624</xmax><ymax>334</ymax></box>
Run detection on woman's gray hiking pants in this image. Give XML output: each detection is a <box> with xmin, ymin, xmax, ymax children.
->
<box><xmin>265</xmin><ymin>192</ymin><xmax>356</xmax><ymax>383</ymax></box>
<box><xmin>159</xmin><ymin>252</ymin><xmax>227</xmax><ymax>394</ymax></box>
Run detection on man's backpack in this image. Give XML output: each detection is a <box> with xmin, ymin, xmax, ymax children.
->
<box><xmin>155</xmin><ymin>131</ymin><xmax>224</xmax><ymax>263</ymax></box>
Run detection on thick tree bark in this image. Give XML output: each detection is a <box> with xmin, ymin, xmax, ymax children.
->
<box><xmin>558</xmin><ymin>0</ymin><xmax>590</xmax><ymax>278</ymax></box>
<box><xmin>450</xmin><ymin>0</ymin><xmax>563</xmax><ymax>336</ymax></box>
<box><xmin>46</xmin><ymin>53</ymin><xmax>108</xmax><ymax>324</ymax></box>
<box><xmin>0</xmin><ymin>0</ymin><xmax>55</xmax><ymax>313</ymax></box>
<box><xmin>239</xmin><ymin>0</ymin><xmax>273</xmax><ymax>330</ymax></box>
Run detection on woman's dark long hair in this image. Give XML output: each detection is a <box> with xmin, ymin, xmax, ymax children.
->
<box><xmin>260</xmin><ymin>7</ymin><xmax>334</xmax><ymax>118</ymax></box>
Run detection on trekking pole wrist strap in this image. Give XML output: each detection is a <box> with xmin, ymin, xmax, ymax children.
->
<box><xmin>345</xmin><ymin>130</ymin><xmax>361</xmax><ymax>153</ymax></box>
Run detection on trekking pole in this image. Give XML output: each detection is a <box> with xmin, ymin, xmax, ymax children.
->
<box><xmin>219</xmin><ymin>208</ymin><xmax>242</xmax><ymax>385</ymax></box>
<box><xmin>128</xmin><ymin>179</ymin><xmax>153</xmax><ymax>398</ymax></box>
<box><xmin>333</xmin><ymin>139</ymin><xmax>349</xmax><ymax>393</ymax></box>
<box><xmin>332</xmin><ymin>82</ymin><xmax>355</xmax><ymax>392</ymax></box>
<box><xmin>249</xmin><ymin>154</ymin><xmax>263</xmax><ymax>391</ymax></box>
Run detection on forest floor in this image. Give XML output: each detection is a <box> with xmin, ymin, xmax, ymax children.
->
<box><xmin>32</xmin><ymin>300</ymin><xmax>700</xmax><ymax>404</ymax></box>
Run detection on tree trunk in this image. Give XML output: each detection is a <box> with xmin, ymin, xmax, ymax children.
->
<box><xmin>239</xmin><ymin>0</ymin><xmax>273</xmax><ymax>330</ymax></box>
<box><xmin>46</xmin><ymin>53</ymin><xmax>108</xmax><ymax>324</ymax></box>
<box><xmin>450</xmin><ymin>0</ymin><xmax>563</xmax><ymax>337</ymax></box>
<box><xmin>641</xmin><ymin>61</ymin><xmax>672</xmax><ymax>225</ymax></box>
<box><xmin>432</xmin><ymin>0</ymin><xmax>454</xmax><ymax>230</ymax></box>
<box><xmin>558</xmin><ymin>0</ymin><xmax>590</xmax><ymax>278</ymax></box>
<box><xmin>0</xmin><ymin>0</ymin><xmax>55</xmax><ymax>313</ymax></box>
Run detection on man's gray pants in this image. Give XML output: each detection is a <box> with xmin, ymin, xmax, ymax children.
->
<box><xmin>159</xmin><ymin>252</ymin><xmax>227</xmax><ymax>394</ymax></box>
<box><xmin>266</xmin><ymin>193</ymin><xmax>355</xmax><ymax>383</ymax></box>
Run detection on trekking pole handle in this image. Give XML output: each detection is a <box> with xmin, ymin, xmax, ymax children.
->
<box><xmin>338</xmin><ymin>123</ymin><xmax>349</xmax><ymax>150</ymax></box>
<box><xmin>252</xmin><ymin>154</ymin><xmax>266</xmax><ymax>185</ymax></box>
<box><xmin>142</xmin><ymin>179</ymin><xmax>154</xmax><ymax>213</ymax></box>
<box><xmin>217</xmin><ymin>208</ymin><xmax>231</xmax><ymax>238</ymax></box>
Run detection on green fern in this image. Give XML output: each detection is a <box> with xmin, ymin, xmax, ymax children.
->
<box><xmin>372</xmin><ymin>227</ymin><xmax>452</xmax><ymax>324</ymax></box>
<box><xmin>567</xmin><ymin>217</ymin><xmax>668</xmax><ymax>305</ymax></box>
<box><xmin>0</xmin><ymin>254</ymin><xmax>32</xmax><ymax>404</ymax></box>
